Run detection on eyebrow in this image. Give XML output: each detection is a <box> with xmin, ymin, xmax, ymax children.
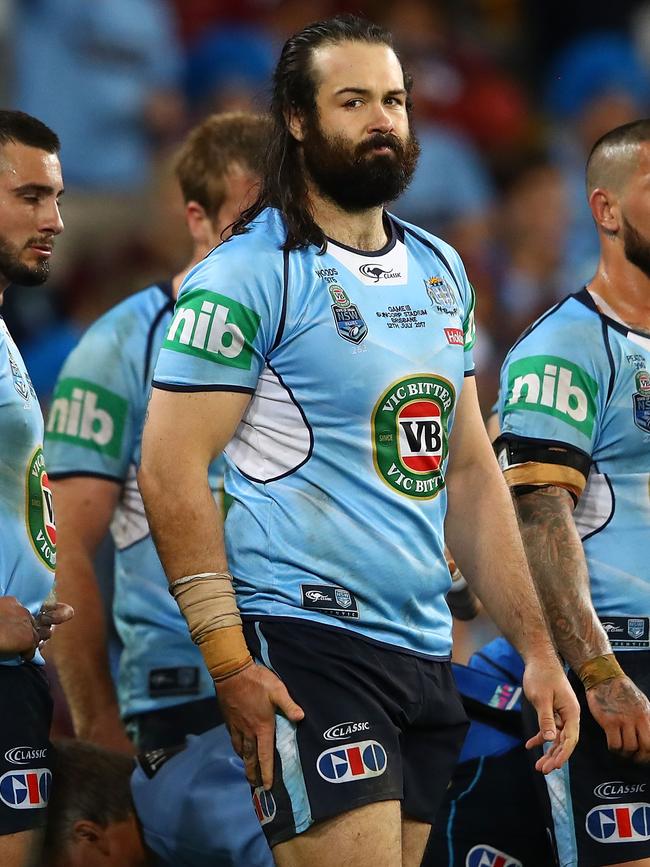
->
<box><xmin>334</xmin><ymin>87</ymin><xmax>407</xmax><ymax>98</ymax></box>
<box><xmin>13</xmin><ymin>183</ymin><xmax>64</xmax><ymax>197</ymax></box>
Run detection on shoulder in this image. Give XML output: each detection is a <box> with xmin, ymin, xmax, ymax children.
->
<box><xmin>84</xmin><ymin>284</ymin><xmax>172</xmax><ymax>344</ymax></box>
<box><xmin>391</xmin><ymin>215</ymin><xmax>468</xmax><ymax>278</ymax></box>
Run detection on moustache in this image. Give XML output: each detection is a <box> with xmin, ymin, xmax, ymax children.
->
<box><xmin>355</xmin><ymin>133</ymin><xmax>403</xmax><ymax>159</ymax></box>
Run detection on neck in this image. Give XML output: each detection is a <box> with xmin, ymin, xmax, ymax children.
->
<box><xmin>172</xmin><ymin>242</ymin><xmax>213</xmax><ymax>299</ymax></box>
<box><xmin>308</xmin><ymin>185</ymin><xmax>388</xmax><ymax>252</ymax></box>
<box><xmin>588</xmin><ymin>253</ymin><xmax>650</xmax><ymax>333</ymax></box>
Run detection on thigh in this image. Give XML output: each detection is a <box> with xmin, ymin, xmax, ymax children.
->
<box><xmin>243</xmin><ymin>620</ymin><xmax>411</xmax><ymax>849</ymax></box>
<box><xmin>273</xmin><ymin>800</ymin><xmax>402</xmax><ymax>867</ymax></box>
<box><xmin>0</xmin><ymin>665</ymin><xmax>52</xmax><ymax>837</ymax></box>
<box><xmin>525</xmin><ymin>653</ymin><xmax>650</xmax><ymax>867</ymax></box>
<box><xmin>424</xmin><ymin>748</ymin><xmax>556</xmax><ymax>867</ymax></box>
<box><xmin>0</xmin><ymin>828</ymin><xmax>44</xmax><ymax>867</ymax></box>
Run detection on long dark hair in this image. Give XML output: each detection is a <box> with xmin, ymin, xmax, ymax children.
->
<box><xmin>231</xmin><ymin>14</ymin><xmax>413</xmax><ymax>251</ymax></box>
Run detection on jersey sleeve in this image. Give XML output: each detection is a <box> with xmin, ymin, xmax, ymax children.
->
<box><xmin>153</xmin><ymin>240</ymin><xmax>283</xmax><ymax>393</ymax></box>
<box><xmin>438</xmin><ymin>239</ymin><xmax>476</xmax><ymax>375</ymax></box>
<box><xmin>45</xmin><ymin>313</ymin><xmax>136</xmax><ymax>482</ymax></box>
<box><xmin>496</xmin><ymin>310</ymin><xmax>602</xmax><ymax>498</ymax></box>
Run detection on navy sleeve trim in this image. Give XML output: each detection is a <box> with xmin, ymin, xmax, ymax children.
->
<box><xmin>271</xmin><ymin>249</ymin><xmax>290</xmax><ymax>352</ymax></box>
<box><xmin>508</xmin><ymin>292</ymin><xmax>575</xmax><ymax>355</ymax></box>
<box><xmin>47</xmin><ymin>470</ymin><xmax>124</xmax><ymax>484</ymax></box>
<box><xmin>600</xmin><ymin>317</ymin><xmax>616</xmax><ymax>404</ymax></box>
<box><xmin>143</xmin><ymin>295</ymin><xmax>175</xmax><ymax>388</ymax></box>
<box><xmin>152</xmin><ymin>381</ymin><xmax>255</xmax><ymax>394</ymax></box>
<box><xmin>464</xmin><ymin>369</ymin><xmax>476</xmax><ymax>377</ymax></box>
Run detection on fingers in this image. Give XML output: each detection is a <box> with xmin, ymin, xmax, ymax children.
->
<box><xmin>241</xmin><ymin>737</ymin><xmax>261</xmax><ymax>788</ymax></box>
<box><xmin>256</xmin><ymin>725</ymin><xmax>276</xmax><ymax>790</ymax></box>
<box><xmin>36</xmin><ymin>602</ymin><xmax>74</xmax><ymax>627</ymax></box>
<box><xmin>271</xmin><ymin>684</ymin><xmax>305</xmax><ymax>723</ymax></box>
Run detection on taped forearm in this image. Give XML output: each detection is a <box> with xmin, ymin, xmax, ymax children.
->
<box><xmin>169</xmin><ymin>572</ymin><xmax>253</xmax><ymax>681</ymax></box>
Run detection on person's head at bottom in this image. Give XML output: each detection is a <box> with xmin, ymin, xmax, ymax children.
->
<box><xmin>42</xmin><ymin>741</ymin><xmax>146</xmax><ymax>867</ymax></box>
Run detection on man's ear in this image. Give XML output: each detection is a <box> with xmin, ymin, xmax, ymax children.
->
<box><xmin>285</xmin><ymin>107</ymin><xmax>305</xmax><ymax>142</ymax></box>
<box><xmin>72</xmin><ymin>819</ymin><xmax>111</xmax><ymax>856</ymax></box>
<box><xmin>589</xmin><ymin>187</ymin><xmax>620</xmax><ymax>236</ymax></box>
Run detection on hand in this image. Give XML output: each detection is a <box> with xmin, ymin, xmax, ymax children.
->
<box><xmin>0</xmin><ymin>596</ymin><xmax>41</xmax><ymax>659</ymax></box>
<box><xmin>586</xmin><ymin>675</ymin><xmax>650</xmax><ymax>763</ymax></box>
<box><xmin>216</xmin><ymin>663</ymin><xmax>304</xmax><ymax>790</ymax></box>
<box><xmin>34</xmin><ymin>601</ymin><xmax>74</xmax><ymax>646</ymax></box>
<box><xmin>523</xmin><ymin>656</ymin><xmax>580</xmax><ymax>774</ymax></box>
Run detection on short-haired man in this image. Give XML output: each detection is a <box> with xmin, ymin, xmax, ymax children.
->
<box><xmin>0</xmin><ymin>109</ymin><xmax>73</xmax><ymax>867</ymax></box>
<box><xmin>139</xmin><ymin>16</ymin><xmax>579</xmax><ymax>867</ymax></box>
<box><xmin>42</xmin><ymin>729</ymin><xmax>273</xmax><ymax>867</ymax></box>
<box><xmin>45</xmin><ymin>112</ymin><xmax>267</xmax><ymax>752</ymax></box>
<box><xmin>496</xmin><ymin>118</ymin><xmax>650</xmax><ymax>867</ymax></box>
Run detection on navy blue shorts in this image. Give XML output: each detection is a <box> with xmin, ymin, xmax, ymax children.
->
<box><xmin>0</xmin><ymin>664</ymin><xmax>52</xmax><ymax>835</ymax></box>
<box><xmin>243</xmin><ymin>618</ymin><xmax>468</xmax><ymax>848</ymax></box>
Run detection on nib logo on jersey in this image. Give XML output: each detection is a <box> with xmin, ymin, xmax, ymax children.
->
<box><xmin>47</xmin><ymin>378</ymin><xmax>127</xmax><ymax>458</ymax></box>
<box><xmin>26</xmin><ymin>447</ymin><xmax>56</xmax><ymax>570</ymax></box>
<box><xmin>586</xmin><ymin>803</ymin><xmax>650</xmax><ymax>843</ymax></box>
<box><xmin>504</xmin><ymin>355</ymin><xmax>598</xmax><ymax>437</ymax></box>
<box><xmin>466</xmin><ymin>845</ymin><xmax>522</xmax><ymax>867</ymax></box>
<box><xmin>317</xmin><ymin>740</ymin><xmax>387</xmax><ymax>784</ymax></box>
<box><xmin>163</xmin><ymin>289</ymin><xmax>260</xmax><ymax>369</ymax></box>
<box><xmin>372</xmin><ymin>374</ymin><xmax>455</xmax><ymax>499</ymax></box>
<box><xmin>0</xmin><ymin>769</ymin><xmax>51</xmax><ymax>810</ymax></box>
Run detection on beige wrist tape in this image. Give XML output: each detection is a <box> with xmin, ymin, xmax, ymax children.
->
<box><xmin>578</xmin><ymin>653</ymin><xmax>624</xmax><ymax>690</ymax></box>
<box><xmin>169</xmin><ymin>572</ymin><xmax>253</xmax><ymax>682</ymax></box>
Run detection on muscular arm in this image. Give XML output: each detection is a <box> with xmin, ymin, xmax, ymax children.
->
<box><xmin>517</xmin><ymin>485</ymin><xmax>650</xmax><ymax>762</ymax></box>
<box><xmin>445</xmin><ymin>379</ymin><xmax>579</xmax><ymax>769</ymax></box>
<box><xmin>47</xmin><ymin>476</ymin><xmax>134</xmax><ymax>753</ymax></box>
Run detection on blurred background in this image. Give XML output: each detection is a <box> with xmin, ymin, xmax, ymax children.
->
<box><xmin>5</xmin><ymin>0</ymin><xmax>650</xmax><ymax>730</ymax></box>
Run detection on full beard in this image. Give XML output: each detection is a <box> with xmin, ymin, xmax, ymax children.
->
<box><xmin>302</xmin><ymin>119</ymin><xmax>420</xmax><ymax>212</ymax></box>
<box><xmin>0</xmin><ymin>235</ymin><xmax>50</xmax><ymax>287</ymax></box>
<box><xmin>623</xmin><ymin>213</ymin><xmax>650</xmax><ymax>280</ymax></box>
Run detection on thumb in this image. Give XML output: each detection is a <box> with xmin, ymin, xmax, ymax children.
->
<box><xmin>536</xmin><ymin>702</ymin><xmax>557</xmax><ymax>742</ymax></box>
<box><xmin>272</xmin><ymin>685</ymin><xmax>305</xmax><ymax>722</ymax></box>
<box><xmin>38</xmin><ymin>603</ymin><xmax>74</xmax><ymax>626</ymax></box>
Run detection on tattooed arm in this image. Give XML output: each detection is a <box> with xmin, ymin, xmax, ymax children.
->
<box><xmin>517</xmin><ymin>486</ymin><xmax>650</xmax><ymax>762</ymax></box>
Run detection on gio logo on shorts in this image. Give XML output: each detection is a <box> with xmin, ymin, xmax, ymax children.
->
<box><xmin>163</xmin><ymin>289</ymin><xmax>260</xmax><ymax>370</ymax></box>
<box><xmin>586</xmin><ymin>804</ymin><xmax>650</xmax><ymax>843</ymax></box>
<box><xmin>252</xmin><ymin>787</ymin><xmax>276</xmax><ymax>825</ymax></box>
<box><xmin>504</xmin><ymin>355</ymin><xmax>598</xmax><ymax>437</ymax></box>
<box><xmin>0</xmin><ymin>769</ymin><xmax>51</xmax><ymax>809</ymax></box>
<box><xmin>372</xmin><ymin>374</ymin><xmax>455</xmax><ymax>499</ymax></box>
<box><xmin>26</xmin><ymin>448</ymin><xmax>56</xmax><ymax>570</ymax></box>
<box><xmin>47</xmin><ymin>378</ymin><xmax>127</xmax><ymax>458</ymax></box>
<box><xmin>466</xmin><ymin>846</ymin><xmax>522</xmax><ymax>867</ymax></box>
<box><xmin>317</xmin><ymin>740</ymin><xmax>387</xmax><ymax>783</ymax></box>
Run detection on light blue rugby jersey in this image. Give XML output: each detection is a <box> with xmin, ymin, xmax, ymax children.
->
<box><xmin>498</xmin><ymin>288</ymin><xmax>650</xmax><ymax>634</ymax></box>
<box><xmin>0</xmin><ymin>316</ymin><xmax>55</xmax><ymax>666</ymax></box>
<box><xmin>45</xmin><ymin>284</ymin><xmax>223</xmax><ymax>716</ymax></box>
<box><xmin>153</xmin><ymin>208</ymin><xmax>476</xmax><ymax>658</ymax></box>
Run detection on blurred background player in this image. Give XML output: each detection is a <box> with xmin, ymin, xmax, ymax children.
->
<box><xmin>496</xmin><ymin>119</ymin><xmax>650</xmax><ymax>867</ymax></box>
<box><xmin>42</xmin><ymin>728</ymin><xmax>273</xmax><ymax>867</ymax></box>
<box><xmin>44</xmin><ymin>112</ymin><xmax>267</xmax><ymax>752</ymax></box>
<box><xmin>0</xmin><ymin>109</ymin><xmax>73</xmax><ymax>867</ymax></box>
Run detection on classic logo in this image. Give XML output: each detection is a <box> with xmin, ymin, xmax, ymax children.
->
<box><xmin>252</xmin><ymin>787</ymin><xmax>276</xmax><ymax>825</ymax></box>
<box><xmin>372</xmin><ymin>374</ymin><xmax>455</xmax><ymax>499</ymax></box>
<box><xmin>444</xmin><ymin>327</ymin><xmax>464</xmax><ymax>346</ymax></box>
<box><xmin>4</xmin><ymin>747</ymin><xmax>47</xmax><ymax>766</ymax></box>
<box><xmin>47</xmin><ymin>379</ymin><xmax>127</xmax><ymax>458</ymax></box>
<box><xmin>466</xmin><ymin>844</ymin><xmax>522</xmax><ymax>867</ymax></box>
<box><xmin>0</xmin><ymin>769</ymin><xmax>50</xmax><ymax>809</ymax></box>
<box><xmin>26</xmin><ymin>448</ymin><xmax>56</xmax><ymax>570</ymax></box>
<box><xmin>504</xmin><ymin>356</ymin><xmax>598</xmax><ymax>437</ymax></box>
<box><xmin>163</xmin><ymin>289</ymin><xmax>260</xmax><ymax>370</ymax></box>
<box><xmin>317</xmin><ymin>740</ymin><xmax>386</xmax><ymax>783</ymax></box>
<box><xmin>359</xmin><ymin>264</ymin><xmax>401</xmax><ymax>282</ymax></box>
<box><xmin>323</xmin><ymin>721</ymin><xmax>371</xmax><ymax>741</ymax></box>
<box><xmin>586</xmin><ymin>804</ymin><xmax>650</xmax><ymax>843</ymax></box>
<box><xmin>594</xmin><ymin>782</ymin><xmax>647</xmax><ymax>800</ymax></box>
<box><xmin>602</xmin><ymin>622</ymin><xmax>625</xmax><ymax>634</ymax></box>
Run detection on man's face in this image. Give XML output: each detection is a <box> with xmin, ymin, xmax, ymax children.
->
<box><xmin>299</xmin><ymin>41</ymin><xmax>419</xmax><ymax>211</ymax></box>
<box><xmin>0</xmin><ymin>141</ymin><xmax>64</xmax><ymax>291</ymax></box>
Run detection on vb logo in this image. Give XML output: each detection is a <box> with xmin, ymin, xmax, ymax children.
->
<box><xmin>504</xmin><ymin>355</ymin><xmax>598</xmax><ymax>436</ymax></box>
<box><xmin>163</xmin><ymin>289</ymin><xmax>260</xmax><ymax>370</ymax></box>
<box><xmin>47</xmin><ymin>380</ymin><xmax>127</xmax><ymax>458</ymax></box>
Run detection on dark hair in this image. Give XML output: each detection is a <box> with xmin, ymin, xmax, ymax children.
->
<box><xmin>231</xmin><ymin>14</ymin><xmax>412</xmax><ymax>251</ymax></box>
<box><xmin>0</xmin><ymin>109</ymin><xmax>60</xmax><ymax>153</ymax></box>
<box><xmin>586</xmin><ymin>118</ymin><xmax>650</xmax><ymax>194</ymax></box>
<box><xmin>175</xmin><ymin>112</ymin><xmax>270</xmax><ymax>219</ymax></box>
<box><xmin>42</xmin><ymin>740</ymin><xmax>134</xmax><ymax>865</ymax></box>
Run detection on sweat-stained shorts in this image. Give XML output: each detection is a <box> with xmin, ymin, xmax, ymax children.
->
<box><xmin>243</xmin><ymin>618</ymin><xmax>469</xmax><ymax>849</ymax></box>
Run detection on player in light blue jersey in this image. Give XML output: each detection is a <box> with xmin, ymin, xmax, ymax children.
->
<box><xmin>45</xmin><ymin>113</ymin><xmax>267</xmax><ymax>754</ymax></box>
<box><xmin>139</xmin><ymin>15</ymin><xmax>579</xmax><ymax>867</ymax></box>
<box><xmin>43</xmin><ymin>727</ymin><xmax>274</xmax><ymax>867</ymax></box>
<box><xmin>0</xmin><ymin>110</ymin><xmax>73</xmax><ymax>867</ymax></box>
<box><xmin>497</xmin><ymin>119</ymin><xmax>650</xmax><ymax>867</ymax></box>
